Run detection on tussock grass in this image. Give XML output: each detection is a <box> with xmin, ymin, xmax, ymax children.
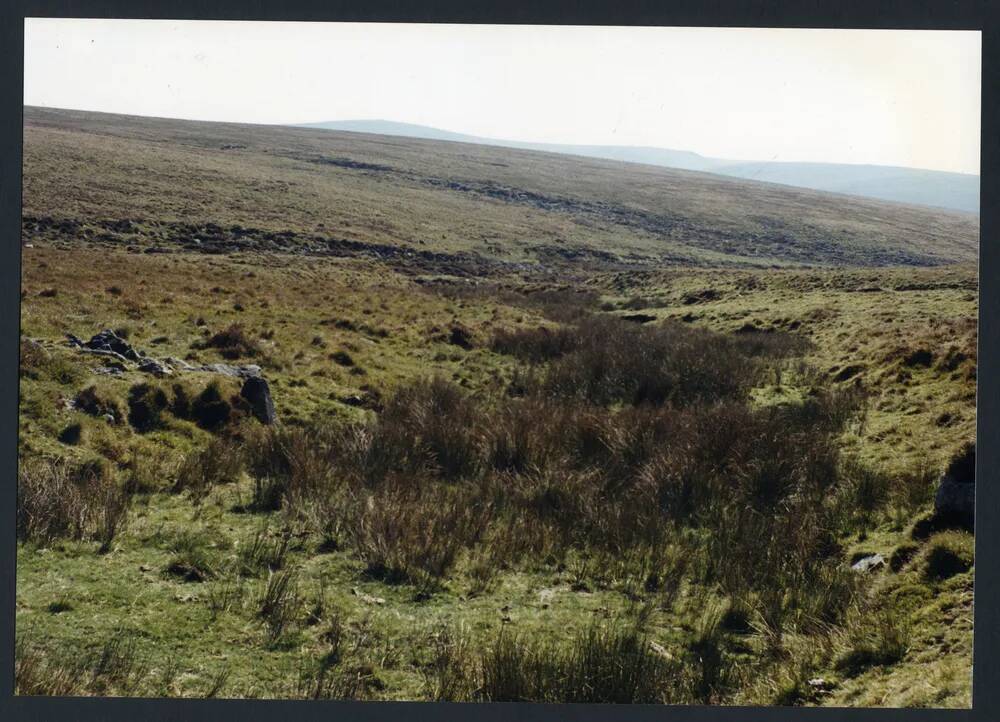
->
<box><xmin>257</xmin><ymin>569</ymin><xmax>303</xmax><ymax>645</ymax></box>
<box><xmin>835</xmin><ymin>607</ymin><xmax>911</xmax><ymax>678</ymax></box>
<box><xmin>16</xmin><ymin>628</ymin><xmax>149</xmax><ymax>697</ymax></box>
<box><xmin>473</xmin><ymin>621</ymin><xmax>679</xmax><ymax>703</ymax></box>
<box><xmin>173</xmin><ymin>435</ymin><xmax>243</xmax><ymax>500</ymax></box>
<box><xmin>236</xmin><ymin>526</ymin><xmax>291</xmax><ymax>577</ymax></box>
<box><xmin>17</xmin><ymin>458</ymin><xmax>129</xmax><ymax>550</ymax></box>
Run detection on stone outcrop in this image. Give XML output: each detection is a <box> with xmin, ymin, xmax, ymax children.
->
<box><xmin>933</xmin><ymin>442</ymin><xmax>976</xmax><ymax>531</ymax></box>
<box><xmin>240</xmin><ymin>376</ymin><xmax>276</xmax><ymax>425</ymax></box>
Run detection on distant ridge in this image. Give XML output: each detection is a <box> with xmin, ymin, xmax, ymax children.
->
<box><xmin>299</xmin><ymin>119</ymin><xmax>980</xmax><ymax>214</ymax></box>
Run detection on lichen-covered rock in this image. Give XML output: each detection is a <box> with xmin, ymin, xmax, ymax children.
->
<box><xmin>851</xmin><ymin>554</ymin><xmax>885</xmax><ymax>573</ymax></box>
<box><xmin>138</xmin><ymin>359</ymin><xmax>172</xmax><ymax>377</ymax></box>
<box><xmin>86</xmin><ymin>329</ymin><xmax>141</xmax><ymax>361</ymax></box>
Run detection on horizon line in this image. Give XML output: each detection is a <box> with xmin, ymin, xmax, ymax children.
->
<box><xmin>22</xmin><ymin>103</ymin><xmax>982</xmax><ymax>178</ymax></box>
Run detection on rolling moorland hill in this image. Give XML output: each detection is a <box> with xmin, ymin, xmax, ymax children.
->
<box><xmin>303</xmin><ymin>119</ymin><xmax>981</xmax><ymax>214</ymax></box>
<box><xmin>23</xmin><ymin>106</ymin><xmax>978</xmax><ymax>269</ymax></box>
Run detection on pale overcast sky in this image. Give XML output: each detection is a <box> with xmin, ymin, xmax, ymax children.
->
<box><xmin>24</xmin><ymin>20</ymin><xmax>981</xmax><ymax>175</ymax></box>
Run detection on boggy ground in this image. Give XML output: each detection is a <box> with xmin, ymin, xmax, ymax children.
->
<box><xmin>16</xmin><ymin>241</ymin><xmax>976</xmax><ymax>706</ymax></box>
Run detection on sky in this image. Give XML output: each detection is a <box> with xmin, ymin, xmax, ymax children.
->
<box><xmin>23</xmin><ymin>20</ymin><xmax>981</xmax><ymax>175</ymax></box>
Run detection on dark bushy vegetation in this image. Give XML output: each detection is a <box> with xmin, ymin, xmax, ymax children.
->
<box><xmin>127</xmin><ymin>383</ymin><xmax>171</xmax><ymax>432</ymax></box>
<box><xmin>74</xmin><ymin>385</ymin><xmax>125</xmax><ymax>421</ymax></box>
<box><xmin>493</xmin><ymin>316</ymin><xmax>810</xmax><ymax>407</ymax></box>
<box><xmin>190</xmin><ymin>381</ymin><xmax>234</xmax><ymax>430</ymax></box>
<box><xmin>201</xmin><ymin>323</ymin><xmax>262</xmax><ymax>360</ymax></box>
<box><xmin>216</xmin><ymin>314</ymin><xmax>878</xmax><ymax>633</ymax></box>
<box><xmin>922</xmin><ymin>532</ymin><xmax>974</xmax><ymax>581</ymax></box>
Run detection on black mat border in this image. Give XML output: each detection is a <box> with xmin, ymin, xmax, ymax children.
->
<box><xmin>0</xmin><ymin>2</ymin><xmax>995</xmax><ymax>720</ymax></box>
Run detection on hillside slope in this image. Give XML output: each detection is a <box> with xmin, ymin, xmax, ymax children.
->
<box><xmin>23</xmin><ymin>107</ymin><xmax>978</xmax><ymax>268</ymax></box>
<box><xmin>302</xmin><ymin>118</ymin><xmax>980</xmax><ymax>214</ymax></box>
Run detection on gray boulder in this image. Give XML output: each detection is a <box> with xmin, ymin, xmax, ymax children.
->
<box><xmin>934</xmin><ymin>442</ymin><xmax>976</xmax><ymax>531</ymax></box>
<box><xmin>851</xmin><ymin>554</ymin><xmax>885</xmax><ymax>573</ymax></box>
<box><xmin>138</xmin><ymin>358</ymin><xmax>172</xmax><ymax>377</ymax></box>
<box><xmin>240</xmin><ymin>376</ymin><xmax>276</xmax><ymax>425</ymax></box>
<box><xmin>85</xmin><ymin>329</ymin><xmax>141</xmax><ymax>361</ymax></box>
<box><xmin>80</xmin><ymin>347</ymin><xmax>131</xmax><ymax>365</ymax></box>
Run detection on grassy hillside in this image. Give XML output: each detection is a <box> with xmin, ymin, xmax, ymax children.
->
<box><xmin>304</xmin><ymin>118</ymin><xmax>981</xmax><ymax>214</ymax></box>
<box><xmin>16</xmin><ymin>108</ymin><xmax>977</xmax><ymax>706</ymax></box>
<box><xmin>24</xmin><ymin>107</ymin><xmax>977</xmax><ymax>268</ymax></box>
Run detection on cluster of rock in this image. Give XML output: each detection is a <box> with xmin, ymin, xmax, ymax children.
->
<box><xmin>66</xmin><ymin>329</ymin><xmax>275</xmax><ymax>424</ymax></box>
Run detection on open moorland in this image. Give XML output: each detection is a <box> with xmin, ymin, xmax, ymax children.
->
<box><xmin>16</xmin><ymin>107</ymin><xmax>977</xmax><ymax>706</ymax></box>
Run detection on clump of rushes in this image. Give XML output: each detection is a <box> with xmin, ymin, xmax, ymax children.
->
<box><xmin>16</xmin><ymin>458</ymin><xmax>128</xmax><ymax>550</ymax></box>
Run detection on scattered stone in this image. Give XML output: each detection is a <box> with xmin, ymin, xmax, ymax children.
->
<box><xmin>80</xmin><ymin>347</ymin><xmax>132</xmax><ymax>365</ymax></box>
<box><xmin>85</xmin><ymin>329</ymin><xmax>141</xmax><ymax>361</ymax></box>
<box><xmin>851</xmin><ymin>554</ymin><xmax>885</xmax><ymax>572</ymax></box>
<box><xmin>138</xmin><ymin>358</ymin><xmax>172</xmax><ymax>377</ymax></box>
<box><xmin>808</xmin><ymin>678</ymin><xmax>834</xmax><ymax>692</ymax></box>
<box><xmin>93</xmin><ymin>366</ymin><xmax>125</xmax><ymax>376</ymax></box>
<box><xmin>102</xmin><ymin>413</ymin><xmax>116</xmax><ymax>424</ymax></box>
<box><xmin>240</xmin><ymin>376</ymin><xmax>276</xmax><ymax>425</ymax></box>
<box><xmin>933</xmin><ymin>442</ymin><xmax>975</xmax><ymax>531</ymax></box>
